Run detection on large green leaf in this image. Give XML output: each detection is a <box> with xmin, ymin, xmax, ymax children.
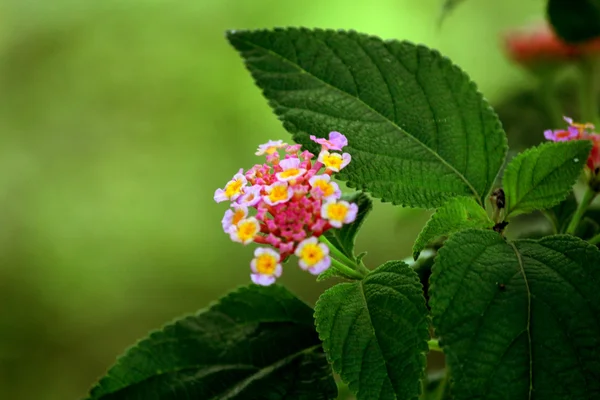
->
<box><xmin>502</xmin><ymin>140</ymin><xmax>591</xmax><ymax>218</ymax></box>
<box><xmin>430</xmin><ymin>229</ymin><xmax>600</xmax><ymax>399</ymax></box>
<box><xmin>87</xmin><ymin>285</ymin><xmax>337</xmax><ymax>400</ymax></box>
<box><xmin>314</xmin><ymin>261</ymin><xmax>429</xmax><ymax>400</ymax></box>
<box><xmin>412</xmin><ymin>196</ymin><xmax>493</xmax><ymax>260</ymax></box>
<box><xmin>324</xmin><ymin>192</ymin><xmax>372</xmax><ymax>261</ymax></box>
<box><xmin>548</xmin><ymin>0</ymin><xmax>600</xmax><ymax>43</ymax></box>
<box><xmin>227</xmin><ymin>28</ymin><xmax>507</xmax><ymax>208</ymax></box>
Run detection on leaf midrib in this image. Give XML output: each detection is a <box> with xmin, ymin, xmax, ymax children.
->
<box><xmin>233</xmin><ymin>33</ymin><xmax>483</xmax><ymax>205</ymax></box>
<box><xmin>92</xmin><ymin>344</ymin><xmax>323</xmax><ymax>400</ymax></box>
<box><xmin>508</xmin><ymin>241</ymin><xmax>533</xmax><ymax>400</ymax></box>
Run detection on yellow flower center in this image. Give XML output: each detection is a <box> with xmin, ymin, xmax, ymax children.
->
<box><xmin>299</xmin><ymin>243</ymin><xmax>325</xmax><ymax>266</ymax></box>
<box><xmin>326</xmin><ymin>203</ymin><xmax>349</xmax><ymax>222</ymax></box>
<box><xmin>255</xmin><ymin>254</ymin><xmax>277</xmax><ymax>274</ymax></box>
<box><xmin>225</xmin><ymin>179</ymin><xmax>244</xmax><ymax>198</ymax></box>
<box><xmin>313</xmin><ymin>179</ymin><xmax>334</xmax><ymax>197</ymax></box>
<box><xmin>265</xmin><ymin>146</ymin><xmax>278</xmax><ymax>155</ymax></box>
<box><xmin>322</xmin><ymin>153</ymin><xmax>343</xmax><ymax>170</ymax></box>
<box><xmin>232</xmin><ymin>209</ymin><xmax>246</xmax><ymax>225</ymax></box>
<box><xmin>237</xmin><ymin>220</ymin><xmax>258</xmax><ymax>241</ymax></box>
<box><xmin>269</xmin><ymin>185</ymin><xmax>289</xmax><ymax>202</ymax></box>
<box><xmin>279</xmin><ymin>168</ymin><xmax>300</xmax><ymax>179</ymax></box>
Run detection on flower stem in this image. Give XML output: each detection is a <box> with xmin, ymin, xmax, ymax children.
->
<box><xmin>428</xmin><ymin>339</ymin><xmax>442</xmax><ymax>352</ymax></box>
<box><xmin>329</xmin><ymin>258</ymin><xmax>365</xmax><ymax>280</ymax></box>
<box><xmin>319</xmin><ymin>235</ymin><xmax>360</xmax><ymax>269</ymax></box>
<box><xmin>566</xmin><ymin>187</ymin><xmax>597</xmax><ymax>235</ymax></box>
<box><xmin>588</xmin><ymin>232</ymin><xmax>600</xmax><ymax>245</ymax></box>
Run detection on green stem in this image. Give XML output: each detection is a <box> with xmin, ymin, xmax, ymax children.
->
<box><xmin>432</xmin><ymin>366</ymin><xmax>451</xmax><ymax>400</ymax></box>
<box><xmin>329</xmin><ymin>258</ymin><xmax>365</xmax><ymax>280</ymax></box>
<box><xmin>578</xmin><ymin>57</ymin><xmax>600</xmax><ymax>127</ymax></box>
<box><xmin>589</xmin><ymin>233</ymin><xmax>600</xmax><ymax>245</ymax></box>
<box><xmin>319</xmin><ymin>235</ymin><xmax>357</xmax><ymax>267</ymax></box>
<box><xmin>541</xmin><ymin>210</ymin><xmax>559</xmax><ymax>234</ymax></box>
<box><xmin>428</xmin><ymin>339</ymin><xmax>442</xmax><ymax>352</ymax></box>
<box><xmin>566</xmin><ymin>187</ymin><xmax>597</xmax><ymax>235</ymax></box>
<box><xmin>357</xmin><ymin>260</ymin><xmax>370</xmax><ymax>275</ymax></box>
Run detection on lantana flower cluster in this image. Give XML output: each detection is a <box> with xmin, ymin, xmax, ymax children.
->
<box><xmin>544</xmin><ymin>116</ymin><xmax>600</xmax><ymax>174</ymax></box>
<box><xmin>503</xmin><ymin>22</ymin><xmax>600</xmax><ymax>66</ymax></box>
<box><xmin>214</xmin><ymin>131</ymin><xmax>357</xmax><ymax>286</ymax></box>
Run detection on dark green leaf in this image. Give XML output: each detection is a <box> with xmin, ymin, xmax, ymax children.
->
<box><xmin>412</xmin><ymin>196</ymin><xmax>493</xmax><ymax>260</ymax></box>
<box><xmin>548</xmin><ymin>0</ymin><xmax>600</xmax><ymax>43</ymax></box>
<box><xmin>430</xmin><ymin>229</ymin><xmax>600</xmax><ymax>399</ymax></box>
<box><xmin>323</xmin><ymin>192</ymin><xmax>372</xmax><ymax>261</ymax></box>
<box><xmin>314</xmin><ymin>261</ymin><xmax>429</xmax><ymax>400</ymax></box>
<box><xmin>502</xmin><ymin>140</ymin><xmax>591</xmax><ymax>218</ymax></box>
<box><xmin>87</xmin><ymin>285</ymin><xmax>337</xmax><ymax>400</ymax></box>
<box><xmin>227</xmin><ymin>28</ymin><xmax>507</xmax><ymax>208</ymax></box>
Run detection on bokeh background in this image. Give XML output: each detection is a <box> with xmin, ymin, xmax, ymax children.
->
<box><xmin>0</xmin><ymin>0</ymin><xmax>548</xmax><ymax>398</ymax></box>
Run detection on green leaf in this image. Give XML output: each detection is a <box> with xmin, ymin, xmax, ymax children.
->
<box><xmin>87</xmin><ymin>285</ymin><xmax>337</xmax><ymax>400</ymax></box>
<box><xmin>412</xmin><ymin>196</ymin><xmax>493</xmax><ymax>260</ymax></box>
<box><xmin>323</xmin><ymin>192</ymin><xmax>372</xmax><ymax>261</ymax></box>
<box><xmin>547</xmin><ymin>0</ymin><xmax>600</xmax><ymax>43</ymax></box>
<box><xmin>430</xmin><ymin>229</ymin><xmax>600</xmax><ymax>399</ymax></box>
<box><xmin>314</xmin><ymin>261</ymin><xmax>429</xmax><ymax>400</ymax></box>
<box><xmin>502</xmin><ymin>140</ymin><xmax>591</xmax><ymax>218</ymax></box>
<box><xmin>227</xmin><ymin>28</ymin><xmax>507</xmax><ymax>208</ymax></box>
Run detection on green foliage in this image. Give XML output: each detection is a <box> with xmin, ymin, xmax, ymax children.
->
<box><xmin>87</xmin><ymin>285</ymin><xmax>336</xmax><ymax>400</ymax></box>
<box><xmin>324</xmin><ymin>192</ymin><xmax>372</xmax><ymax>261</ymax></box>
<box><xmin>502</xmin><ymin>140</ymin><xmax>591</xmax><ymax>218</ymax></box>
<box><xmin>547</xmin><ymin>192</ymin><xmax>578</xmax><ymax>233</ymax></box>
<box><xmin>412</xmin><ymin>196</ymin><xmax>493</xmax><ymax>260</ymax></box>
<box><xmin>314</xmin><ymin>261</ymin><xmax>429</xmax><ymax>400</ymax></box>
<box><xmin>430</xmin><ymin>229</ymin><xmax>600</xmax><ymax>399</ymax></box>
<box><xmin>227</xmin><ymin>28</ymin><xmax>507</xmax><ymax>209</ymax></box>
<box><xmin>547</xmin><ymin>0</ymin><xmax>600</xmax><ymax>43</ymax></box>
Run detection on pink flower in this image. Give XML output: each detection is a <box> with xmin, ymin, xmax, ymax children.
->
<box><xmin>255</xmin><ymin>140</ymin><xmax>287</xmax><ymax>156</ymax></box>
<box><xmin>214</xmin><ymin>172</ymin><xmax>247</xmax><ymax>203</ymax></box>
<box><xmin>221</xmin><ymin>204</ymin><xmax>248</xmax><ymax>233</ymax></box>
<box><xmin>238</xmin><ymin>185</ymin><xmax>263</xmax><ymax>207</ymax></box>
<box><xmin>310</xmin><ymin>131</ymin><xmax>348</xmax><ymax>151</ymax></box>
<box><xmin>250</xmin><ymin>248</ymin><xmax>282</xmax><ymax>286</ymax></box>
<box><xmin>295</xmin><ymin>237</ymin><xmax>331</xmax><ymax>275</ymax></box>
<box><xmin>544</xmin><ymin>127</ymin><xmax>578</xmax><ymax>141</ymax></box>
<box><xmin>275</xmin><ymin>158</ymin><xmax>307</xmax><ymax>182</ymax></box>
<box><xmin>308</xmin><ymin>174</ymin><xmax>341</xmax><ymax>200</ymax></box>
<box><xmin>321</xmin><ymin>200</ymin><xmax>358</xmax><ymax>228</ymax></box>
<box><xmin>318</xmin><ymin>150</ymin><xmax>351</xmax><ymax>172</ymax></box>
<box><xmin>215</xmin><ymin>132</ymin><xmax>359</xmax><ymax>285</ymax></box>
<box><xmin>263</xmin><ymin>182</ymin><xmax>293</xmax><ymax>206</ymax></box>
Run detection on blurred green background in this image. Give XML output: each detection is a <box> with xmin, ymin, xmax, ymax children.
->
<box><xmin>0</xmin><ymin>0</ymin><xmax>544</xmax><ymax>398</ymax></box>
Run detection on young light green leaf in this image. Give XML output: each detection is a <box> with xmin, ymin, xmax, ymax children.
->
<box><xmin>87</xmin><ymin>285</ymin><xmax>337</xmax><ymax>400</ymax></box>
<box><xmin>412</xmin><ymin>196</ymin><xmax>493</xmax><ymax>260</ymax></box>
<box><xmin>323</xmin><ymin>192</ymin><xmax>372</xmax><ymax>261</ymax></box>
<box><xmin>314</xmin><ymin>261</ymin><xmax>429</xmax><ymax>400</ymax></box>
<box><xmin>227</xmin><ymin>28</ymin><xmax>507</xmax><ymax>209</ymax></box>
<box><xmin>430</xmin><ymin>229</ymin><xmax>600</xmax><ymax>399</ymax></box>
<box><xmin>548</xmin><ymin>0</ymin><xmax>600</xmax><ymax>43</ymax></box>
<box><xmin>502</xmin><ymin>140</ymin><xmax>591</xmax><ymax>218</ymax></box>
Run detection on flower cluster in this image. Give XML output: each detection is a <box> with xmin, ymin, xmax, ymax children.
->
<box><xmin>503</xmin><ymin>22</ymin><xmax>600</xmax><ymax>66</ymax></box>
<box><xmin>214</xmin><ymin>131</ymin><xmax>357</xmax><ymax>285</ymax></box>
<box><xmin>544</xmin><ymin>116</ymin><xmax>600</xmax><ymax>173</ymax></box>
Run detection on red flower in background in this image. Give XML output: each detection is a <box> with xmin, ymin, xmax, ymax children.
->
<box><xmin>503</xmin><ymin>22</ymin><xmax>600</xmax><ymax>65</ymax></box>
